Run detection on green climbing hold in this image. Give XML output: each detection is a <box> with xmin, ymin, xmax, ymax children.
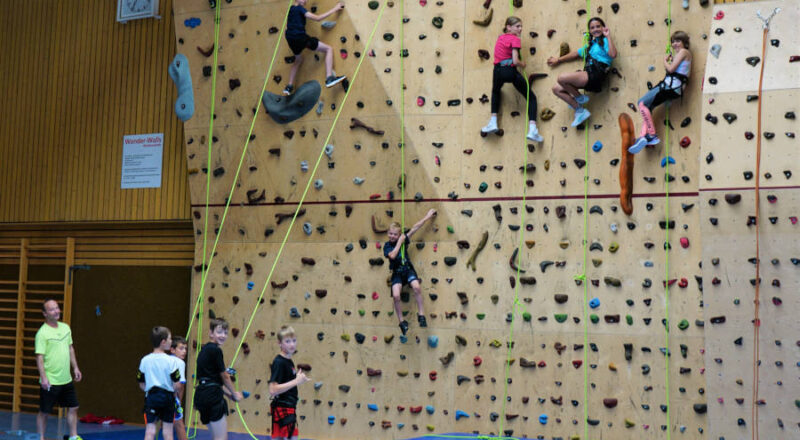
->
<box><xmin>604</xmin><ymin>277</ymin><xmax>622</xmax><ymax>287</ymax></box>
<box><xmin>522</xmin><ymin>312</ymin><xmax>532</xmax><ymax>322</ymax></box>
<box><xmin>479</xmin><ymin>182</ymin><xmax>488</xmax><ymax>192</ymax></box>
<box><xmin>491</xmin><ymin>294</ymin><xmax>499</xmax><ymax>304</ymax></box>
<box><xmin>678</xmin><ymin>319</ymin><xmax>690</xmax><ymax>330</ymax></box>
<box><xmin>795</xmin><ymin>399</ymin><xmax>800</xmax><ymax>408</ymax></box>
<box><xmin>590</xmin><ymin>314</ymin><xmax>599</xmax><ymax>323</ymax></box>
<box><xmin>341</xmin><ymin>333</ymin><xmax>351</xmax><ymax>342</ymax></box>
<box><xmin>626</xmin><ymin>314</ymin><xmax>633</xmax><ymax>325</ymax></box>
<box><xmin>447</xmin><ymin>225</ymin><xmax>454</xmax><ymax>233</ymax></box>
<box><xmin>368</xmin><ymin>1</ymin><xmax>379</xmax><ymax>10</ymax></box>
<box><xmin>554</xmin><ymin>313</ymin><xmax>568</xmax><ymax>323</ymax></box>
<box><xmin>476</xmin><ymin>313</ymin><xmax>485</xmax><ymax>320</ymax></box>
<box><xmin>609</xmin><ymin>242</ymin><xmax>619</xmax><ymax>253</ymax></box>
<box><xmin>359</xmin><ymin>309</ymin><xmax>366</xmax><ymax>316</ymax></box>
<box><xmin>624</xmin><ymin>418</ymin><xmax>636</xmax><ymax>428</ymax></box>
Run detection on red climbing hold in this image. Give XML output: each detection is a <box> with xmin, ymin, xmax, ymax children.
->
<box><xmin>680</xmin><ymin>237</ymin><xmax>690</xmax><ymax>248</ymax></box>
<box><xmin>417</xmin><ymin>96</ymin><xmax>426</xmax><ymax>107</ymax></box>
<box><xmin>397</xmin><ymin>406</ymin><xmax>405</xmax><ymax>412</ymax></box>
<box><xmin>369</xmin><ymin>193</ymin><xmax>382</xmax><ymax>200</ymax></box>
<box><xmin>680</xmin><ymin>136</ymin><xmax>691</xmax><ymax>148</ymax></box>
<box><xmin>410</xmin><ymin>406</ymin><xmax>422</xmax><ymax>414</ymax></box>
<box><xmin>429</xmin><ymin>371</ymin><xmax>437</xmax><ymax>381</ymax></box>
<box><xmin>473</xmin><ymin>356</ymin><xmax>482</xmax><ymax>367</ymax></box>
<box><xmin>372</xmin><ymin>291</ymin><xmax>379</xmax><ymax>300</ymax></box>
<box><xmin>571</xmin><ymin>360</ymin><xmax>582</xmax><ymax>369</ymax></box>
<box><xmin>664</xmin><ymin>279</ymin><xmax>677</xmax><ymax>287</ymax></box>
<box><xmin>713</xmin><ymin>11</ymin><xmax>724</xmax><ymax>20</ymax></box>
<box><xmin>678</xmin><ymin>278</ymin><xmax>688</xmax><ymax>288</ymax></box>
<box><xmin>537</xmin><ymin>360</ymin><xmax>546</xmax><ymax>368</ymax></box>
<box><xmin>420</xmin><ymin>0</ymin><xmax>427</xmax><ymax>5</ymax></box>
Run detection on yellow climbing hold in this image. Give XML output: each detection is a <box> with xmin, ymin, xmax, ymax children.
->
<box><xmin>341</xmin><ymin>333</ymin><xmax>350</xmax><ymax>342</ymax></box>
<box><xmin>624</xmin><ymin>418</ymin><xmax>636</xmax><ymax>428</ymax></box>
<box><xmin>426</xmin><ymin>425</ymin><xmax>435</xmax><ymax>431</ymax></box>
<box><xmin>489</xmin><ymin>339</ymin><xmax>502</xmax><ymax>348</ymax></box>
<box><xmin>384</xmin><ymin>334</ymin><xmax>394</xmax><ymax>343</ymax></box>
<box><xmin>397</xmin><ymin>370</ymin><xmax>408</xmax><ymax>377</ymax></box>
<box><xmin>559</xmin><ymin>240</ymin><xmax>570</xmax><ymax>249</ymax></box>
<box><xmin>591</xmin><ymin>258</ymin><xmax>602</xmax><ymax>267</ymax></box>
<box><xmin>525</xmin><ymin>240</ymin><xmax>535</xmax><ymax>249</ymax></box>
<box><xmin>608</xmin><ymin>362</ymin><xmax>617</xmax><ymax>371</ymax></box>
<box><xmin>609</xmin><ymin>242</ymin><xmax>620</xmax><ymax>253</ymax></box>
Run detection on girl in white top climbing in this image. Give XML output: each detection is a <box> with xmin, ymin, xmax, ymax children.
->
<box><xmin>628</xmin><ymin>31</ymin><xmax>693</xmax><ymax>154</ymax></box>
<box><xmin>547</xmin><ymin>17</ymin><xmax>617</xmax><ymax>128</ymax></box>
<box><xmin>481</xmin><ymin>17</ymin><xmax>543</xmax><ymax>143</ymax></box>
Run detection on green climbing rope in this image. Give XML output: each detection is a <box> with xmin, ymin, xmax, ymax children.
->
<box><xmin>663</xmin><ymin>0</ymin><xmax>673</xmax><ymax>438</ymax></box>
<box><xmin>399</xmin><ymin>0</ymin><xmax>406</xmax><ymax>259</ymax></box>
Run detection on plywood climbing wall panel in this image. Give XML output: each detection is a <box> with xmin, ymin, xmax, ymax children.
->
<box><xmin>171</xmin><ymin>0</ymin><xmax>792</xmax><ymax>438</ymax></box>
<box><xmin>0</xmin><ymin>0</ymin><xmax>189</xmax><ymax>223</ymax></box>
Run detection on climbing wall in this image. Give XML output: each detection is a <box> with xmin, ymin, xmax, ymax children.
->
<box><xmin>170</xmin><ymin>0</ymin><xmax>796</xmax><ymax>438</ymax></box>
<box><xmin>699</xmin><ymin>1</ymin><xmax>800</xmax><ymax>439</ymax></box>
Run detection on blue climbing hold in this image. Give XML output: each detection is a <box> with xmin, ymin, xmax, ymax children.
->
<box><xmin>184</xmin><ymin>17</ymin><xmax>201</xmax><ymax>28</ymax></box>
<box><xmin>367</xmin><ymin>403</ymin><xmax>379</xmax><ymax>411</ymax></box>
<box><xmin>168</xmin><ymin>54</ymin><xmax>194</xmax><ymax>121</ymax></box>
<box><xmin>289</xmin><ymin>307</ymin><xmax>301</xmax><ymax>318</ymax></box>
<box><xmin>661</xmin><ymin>156</ymin><xmax>676</xmax><ymax>167</ymax></box>
<box><xmin>455</xmin><ymin>410</ymin><xmax>470</xmax><ymax>420</ymax></box>
<box><xmin>247</xmin><ymin>281</ymin><xmax>254</xmax><ymax>290</ymax></box>
<box><xmin>589</xmin><ymin>297</ymin><xmax>600</xmax><ymax>309</ymax></box>
<box><xmin>399</xmin><ymin>335</ymin><xmax>408</xmax><ymax>344</ymax></box>
<box><xmin>592</xmin><ymin>141</ymin><xmax>603</xmax><ymax>152</ymax></box>
<box><xmin>425</xmin><ymin>405</ymin><xmax>435</xmax><ymax>414</ymax></box>
<box><xmin>644</xmin><ymin>261</ymin><xmax>654</xmax><ymax>267</ymax></box>
<box><xmin>328</xmin><ymin>415</ymin><xmax>335</xmax><ymax>424</ymax></box>
<box><xmin>397</xmin><ymin>423</ymin><xmax>405</xmax><ymax>429</ymax></box>
<box><xmin>427</xmin><ymin>335</ymin><xmax>439</xmax><ymax>348</ymax></box>
<box><xmin>539</xmin><ymin>414</ymin><xmax>548</xmax><ymax>425</ymax></box>
<box><xmin>242</xmin><ymin>391</ymin><xmax>250</xmax><ymax>398</ymax></box>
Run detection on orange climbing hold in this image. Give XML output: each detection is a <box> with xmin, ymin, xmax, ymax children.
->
<box><xmin>618</xmin><ymin>113</ymin><xmax>635</xmax><ymax>215</ymax></box>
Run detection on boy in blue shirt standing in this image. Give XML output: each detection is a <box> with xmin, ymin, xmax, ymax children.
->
<box><xmin>283</xmin><ymin>0</ymin><xmax>346</xmax><ymax>95</ymax></box>
<box><xmin>137</xmin><ymin>327</ymin><xmax>182</xmax><ymax>440</ymax></box>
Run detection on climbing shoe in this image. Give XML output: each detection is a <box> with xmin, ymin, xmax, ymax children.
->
<box><xmin>571</xmin><ymin>107</ymin><xmax>591</xmax><ymax>127</ymax></box>
<box><xmin>418</xmin><ymin>314</ymin><xmax>428</xmax><ymax>328</ymax></box>
<box><xmin>481</xmin><ymin>119</ymin><xmax>498</xmax><ymax>134</ymax></box>
<box><xmin>575</xmin><ymin>94</ymin><xmax>590</xmax><ymax>105</ymax></box>
<box><xmin>645</xmin><ymin>133</ymin><xmax>660</xmax><ymax>146</ymax></box>
<box><xmin>282</xmin><ymin>84</ymin><xmax>294</xmax><ymax>95</ymax></box>
<box><xmin>399</xmin><ymin>320</ymin><xmax>409</xmax><ymax>335</ymax></box>
<box><xmin>628</xmin><ymin>136</ymin><xmax>648</xmax><ymax>154</ymax></box>
<box><xmin>325</xmin><ymin>75</ymin><xmax>346</xmax><ymax>88</ymax></box>
<box><xmin>526</xmin><ymin>125</ymin><xmax>543</xmax><ymax>142</ymax></box>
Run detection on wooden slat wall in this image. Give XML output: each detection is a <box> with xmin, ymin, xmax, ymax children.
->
<box><xmin>0</xmin><ymin>0</ymin><xmax>189</xmax><ymax>223</ymax></box>
<box><xmin>0</xmin><ymin>222</ymin><xmax>194</xmax><ymax>267</ymax></box>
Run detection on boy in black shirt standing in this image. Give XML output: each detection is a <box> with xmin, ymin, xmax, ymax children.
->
<box><xmin>268</xmin><ymin>326</ymin><xmax>309</xmax><ymax>440</ymax></box>
<box><xmin>193</xmin><ymin>318</ymin><xmax>243</xmax><ymax>440</ymax></box>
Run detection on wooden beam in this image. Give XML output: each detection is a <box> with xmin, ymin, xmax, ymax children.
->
<box><xmin>12</xmin><ymin>239</ymin><xmax>27</xmax><ymax>412</ymax></box>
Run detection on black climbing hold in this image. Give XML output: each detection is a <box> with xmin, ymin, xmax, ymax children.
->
<box><xmin>746</xmin><ymin>56</ymin><xmax>760</xmax><ymax>67</ymax></box>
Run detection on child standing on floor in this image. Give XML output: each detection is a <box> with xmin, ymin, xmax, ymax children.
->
<box><xmin>170</xmin><ymin>336</ymin><xmax>188</xmax><ymax>440</ymax></box>
<box><xmin>384</xmin><ymin>209</ymin><xmax>437</xmax><ymax>335</ymax></box>
<box><xmin>138</xmin><ymin>327</ymin><xmax>182</xmax><ymax>440</ymax></box>
<box><xmin>628</xmin><ymin>31</ymin><xmax>692</xmax><ymax>154</ymax></box>
<box><xmin>283</xmin><ymin>0</ymin><xmax>347</xmax><ymax>95</ymax></box>
<box><xmin>269</xmin><ymin>326</ymin><xmax>309</xmax><ymax>440</ymax></box>
<box><xmin>547</xmin><ymin>17</ymin><xmax>617</xmax><ymax>127</ymax></box>
<box><xmin>481</xmin><ymin>17</ymin><xmax>543</xmax><ymax>142</ymax></box>
<box><xmin>193</xmin><ymin>318</ymin><xmax>243</xmax><ymax>440</ymax></box>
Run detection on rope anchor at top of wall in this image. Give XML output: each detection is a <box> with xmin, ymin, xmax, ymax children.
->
<box><xmin>755</xmin><ymin>8</ymin><xmax>780</xmax><ymax>30</ymax></box>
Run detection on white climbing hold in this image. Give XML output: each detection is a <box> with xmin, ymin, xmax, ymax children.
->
<box><xmin>303</xmin><ymin>222</ymin><xmax>313</xmax><ymax>235</ymax></box>
<box><xmin>610</xmin><ymin>223</ymin><xmax>618</xmax><ymax>233</ymax></box>
<box><xmin>682</xmin><ymin>0</ymin><xmax>689</xmax><ymax>9</ymax></box>
<box><xmin>710</xmin><ymin>44</ymin><xmax>721</xmax><ymax>59</ymax></box>
<box><xmin>314</xmin><ymin>179</ymin><xmax>324</xmax><ymax>189</ymax></box>
<box><xmin>325</xmin><ymin>144</ymin><xmax>334</xmax><ymax>158</ymax></box>
<box><xmin>353</xmin><ymin>177</ymin><xmax>365</xmax><ymax>185</ymax></box>
<box><xmin>316</xmin><ymin>101</ymin><xmax>324</xmax><ymax>115</ymax></box>
<box><xmin>304</xmin><ymin>292</ymin><xmax>311</xmax><ymax>299</ymax></box>
<box><xmin>300</xmin><ymin>160</ymin><xmax>309</xmax><ymax>172</ymax></box>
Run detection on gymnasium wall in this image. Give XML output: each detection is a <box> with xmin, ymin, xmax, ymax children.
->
<box><xmin>171</xmin><ymin>0</ymin><xmax>797</xmax><ymax>439</ymax></box>
<box><xmin>0</xmin><ymin>0</ymin><xmax>189</xmax><ymax>223</ymax></box>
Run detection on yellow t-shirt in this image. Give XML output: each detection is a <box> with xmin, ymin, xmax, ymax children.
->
<box><xmin>34</xmin><ymin>322</ymin><xmax>73</xmax><ymax>385</ymax></box>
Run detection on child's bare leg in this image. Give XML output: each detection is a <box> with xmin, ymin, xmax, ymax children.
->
<box><xmin>208</xmin><ymin>417</ymin><xmax>228</xmax><ymax>440</ymax></box>
<box><xmin>391</xmin><ymin>284</ymin><xmax>404</xmax><ymax>323</ymax></box>
<box><xmin>287</xmin><ymin>54</ymin><xmax>304</xmax><ymax>86</ymax></box>
<box><xmin>410</xmin><ymin>280</ymin><xmax>425</xmax><ymax>316</ymax></box>
<box><xmin>174</xmin><ymin>418</ymin><xmax>188</xmax><ymax>440</ymax></box>
<box><xmin>162</xmin><ymin>422</ymin><xmax>175</xmax><ymax>440</ymax></box>
<box><xmin>553</xmin><ymin>72</ymin><xmax>588</xmax><ymax>108</ymax></box>
<box><xmin>144</xmin><ymin>423</ymin><xmax>158</xmax><ymax>440</ymax></box>
<box><xmin>315</xmin><ymin>41</ymin><xmax>334</xmax><ymax>78</ymax></box>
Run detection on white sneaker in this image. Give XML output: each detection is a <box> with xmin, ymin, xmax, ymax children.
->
<box><xmin>526</xmin><ymin>126</ymin><xmax>543</xmax><ymax>142</ymax></box>
<box><xmin>481</xmin><ymin>119</ymin><xmax>498</xmax><ymax>134</ymax></box>
<box><xmin>571</xmin><ymin>107</ymin><xmax>591</xmax><ymax>127</ymax></box>
<box><xmin>575</xmin><ymin>94</ymin><xmax>589</xmax><ymax>105</ymax></box>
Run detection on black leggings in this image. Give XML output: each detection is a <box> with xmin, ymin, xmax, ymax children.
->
<box><xmin>490</xmin><ymin>65</ymin><xmax>537</xmax><ymax>121</ymax></box>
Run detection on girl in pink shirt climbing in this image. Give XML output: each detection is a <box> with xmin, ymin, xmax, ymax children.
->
<box><xmin>481</xmin><ymin>17</ymin><xmax>543</xmax><ymax>143</ymax></box>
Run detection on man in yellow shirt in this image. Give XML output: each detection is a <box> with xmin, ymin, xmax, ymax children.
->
<box><xmin>35</xmin><ymin>299</ymin><xmax>83</xmax><ymax>440</ymax></box>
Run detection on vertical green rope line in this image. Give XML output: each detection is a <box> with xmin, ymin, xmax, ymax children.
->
<box><xmin>399</xmin><ymin>0</ymin><xmax>406</xmax><ymax>260</ymax></box>
<box><xmin>663</xmin><ymin>0</ymin><xmax>673</xmax><ymax>437</ymax></box>
<box><xmin>578</xmin><ymin>2</ymin><xmax>591</xmax><ymax>439</ymax></box>
<box><xmin>184</xmin><ymin>0</ymin><xmax>295</xmax><ymax>341</ymax></box>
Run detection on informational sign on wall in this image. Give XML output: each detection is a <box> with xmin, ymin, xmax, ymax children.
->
<box><xmin>121</xmin><ymin>133</ymin><xmax>163</xmax><ymax>189</ymax></box>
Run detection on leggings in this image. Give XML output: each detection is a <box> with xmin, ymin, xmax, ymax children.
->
<box><xmin>490</xmin><ymin>65</ymin><xmax>537</xmax><ymax>121</ymax></box>
<box><xmin>637</xmin><ymin>83</ymin><xmax>680</xmax><ymax>137</ymax></box>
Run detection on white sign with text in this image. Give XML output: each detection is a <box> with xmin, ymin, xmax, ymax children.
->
<box><xmin>121</xmin><ymin>133</ymin><xmax>163</xmax><ymax>189</ymax></box>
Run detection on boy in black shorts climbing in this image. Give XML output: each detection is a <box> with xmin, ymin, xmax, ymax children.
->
<box><xmin>193</xmin><ymin>318</ymin><xmax>243</xmax><ymax>440</ymax></box>
<box><xmin>268</xmin><ymin>326</ymin><xmax>309</xmax><ymax>440</ymax></box>
<box><xmin>384</xmin><ymin>209</ymin><xmax>437</xmax><ymax>335</ymax></box>
<box><xmin>283</xmin><ymin>0</ymin><xmax>346</xmax><ymax>95</ymax></box>
<box><xmin>137</xmin><ymin>326</ymin><xmax>182</xmax><ymax>440</ymax></box>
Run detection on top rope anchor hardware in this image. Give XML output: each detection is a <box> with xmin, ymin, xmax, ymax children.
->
<box><xmin>755</xmin><ymin>8</ymin><xmax>780</xmax><ymax>30</ymax></box>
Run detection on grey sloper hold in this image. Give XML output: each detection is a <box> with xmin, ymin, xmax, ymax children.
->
<box><xmin>262</xmin><ymin>80</ymin><xmax>322</xmax><ymax>124</ymax></box>
<box><xmin>169</xmin><ymin>54</ymin><xmax>194</xmax><ymax>121</ymax></box>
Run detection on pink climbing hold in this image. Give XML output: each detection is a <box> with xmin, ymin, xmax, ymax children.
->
<box><xmin>340</xmin><ymin>49</ymin><xmax>348</xmax><ymax>59</ymax></box>
<box><xmin>789</xmin><ymin>216</ymin><xmax>797</xmax><ymax>225</ymax></box>
<box><xmin>372</xmin><ymin>291</ymin><xmax>379</xmax><ymax>300</ymax></box>
<box><xmin>473</xmin><ymin>356</ymin><xmax>482</xmax><ymax>367</ymax></box>
<box><xmin>713</xmin><ymin>11</ymin><xmax>724</xmax><ymax>20</ymax></box>
<box><xmin>680</xmin><ymin>237</ymin><xmax>689</xmax><ymax>248</ymax></box>
<box><xmin>420</xmin><ymin>0</ymin><xmax>427</xmax><ymax>6</ymax></box>
<box><xmin>434</xmin><ymin>155</ymin><xmax>441</xmax><ymax>166</ymax></box>
<box><xmin>372</xmin><ymin>336</ymin><xmax>378</xmax><ymax>342</ymax></box>
<box><xmin>376</xmin><ymin>242</ymin><xmax>382</xmax><ymax>249</ymax></box>
<box><xmin>417</xmin><ymin>96</ymin><xmax>425</xmax><ymax>107</ymax></box>
<box><xmin>368</xmin><ymin>49</ymin><xmax>375</xmax><ymax>57</ymax></box>
<box><xmin>433</xmin><ymin>243</ymin><xmax>438</xmax><ymax>252</ymax></box>
<box><xmin>717</xmin><ymin>397</ymin><xmax>724</xmax><ymax>403</ymax></box>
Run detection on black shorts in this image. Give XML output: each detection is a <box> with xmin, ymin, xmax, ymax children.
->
<box><xmin>287</xmin><ymin>34</ymin><xmax>319</xmax><ymax>55</ymax></box>
<box><xmin>583</xmin><ymin>63</ymin><xmax>609</xmax><ymax>93</ymax></box>
<box><xmin>194</xmin><ymin>386</ymin><xmax>228</xmax><ymax>425</ymax></box>
<box><xmin>39</xmin><ymin>382</ymin><xmax>79</xmax><ymax>413</ymax></box>
<box><xmin>144</xmin><ymin>387</ymin><xmax>175</xmax><ymax>424</ymax></box>
<box><xmin>390</xmin><ymin>266</ymin><xmax>420</xmax><ymax>287</ymax></box>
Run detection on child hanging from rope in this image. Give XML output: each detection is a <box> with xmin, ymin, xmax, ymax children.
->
<box><xmin>384</xmin><ymin>209</ymin><xmax>437</xmax><ymax>335</ymax></box>
<box><xmin>628</xmin><ymin>31</ymin><xmax>692</xmax><ymax>154</ymax></box>
<box><xmin>481</xmin><ymin>17</ymin><xmax>543</xmax><ymax>142</ymax></box>
<box><xmin>547</xmin><ymin>17</ymin><xmax>617</xmax><ymax>127</ymax></box>
<box><xmin>283</xmin><ymin>0</ymin><xmax>346</xmax><ymax>95</ymax></box>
